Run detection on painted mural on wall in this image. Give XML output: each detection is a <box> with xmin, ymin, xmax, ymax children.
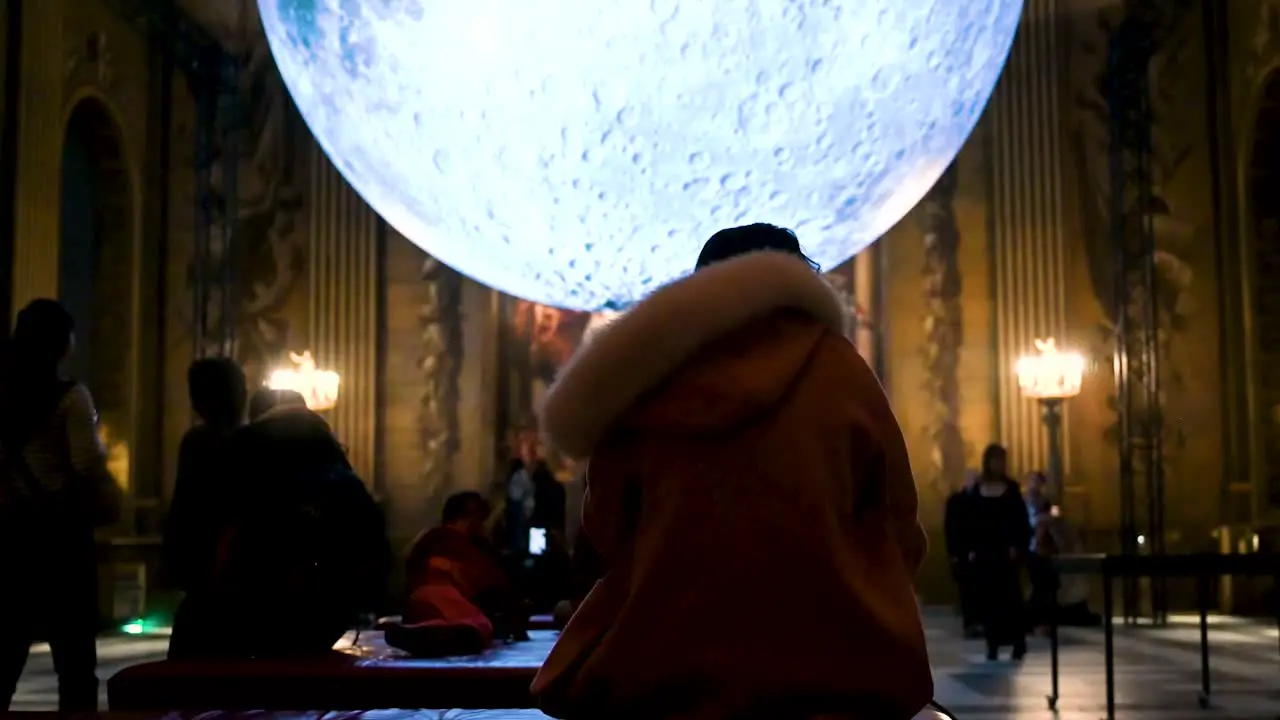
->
<box><xmin>1070</xmin><ymin>0</ymin><xmax>1200</xmax><ymax>471</ymax></box>
<box><xmin>504</xmin><ymin>299</ymin><xmax>591</xmax><ymax>477</ymax></box>
<box><xmin>234</xmin><ymin>33</ymin><xmax>306</xmax><ymax>379</ymax></box>
<box><xmin>180</xmin><ymin>20</ymin><xmax>304</xmax><ymax>382</ymax></box>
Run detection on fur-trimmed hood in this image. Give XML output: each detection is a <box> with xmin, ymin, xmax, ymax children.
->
<box><xmin>540</xmin><ymin>251</ymin><xmax>850</xmax><ymax>458</ymax></box>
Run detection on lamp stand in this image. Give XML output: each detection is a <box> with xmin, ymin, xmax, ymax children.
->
<box><xmin>1039</xmin><ymin>398</ymin><xmax>1065</xmax><ymax>497</ymax></box>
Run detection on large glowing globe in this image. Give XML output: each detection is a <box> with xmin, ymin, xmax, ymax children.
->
<box><xmin>260</xmin><ymin>1</ymin><xmax>1022</xmax><ymax>310</ymax></box>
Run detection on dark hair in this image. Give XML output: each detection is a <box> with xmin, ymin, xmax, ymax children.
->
<box><xmin>247</xmin><ymin>388</ymin><xmax>307</xmax><ymax>422</ymax></box>
<box><xmin>981</xmin><ymin>444</ymin><xmax>1008</xmax><ymax>477</ymax></box>
<box><xmin>246</xmin><ymin>407</ymin><xmax>349</xmax><ymax>474</ymax></box>
<box><xmin>441</xmin><ymin>491</ymin><xmax>489</xmax><ymax>525</ymax></box>
<box><xmin>13</xmin><ymin>299</ymin><xmax>74</xmax><ymax>371</ymax></box>
<box><xmin>695</xmin><ymin>223</ymin><xmax>819</xmax><ymax>272</ymax></box>
<box><xmin>2</xmin><ymin>299</ymin><xmax>76</xmax><ymax>446</ymax></box>
<box><xmin>247</xmin><ymin>388</ymin><xmax>277</xmax><ymax>423</ymax></box>
<box><xmin>188</xmin><ymin>357</ymin><xmax>247</xmax><ymax>428</ymax></box>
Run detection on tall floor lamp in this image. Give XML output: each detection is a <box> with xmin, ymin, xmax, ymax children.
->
<box><xmin>268</xmin><ymin>350</ymin><xmax>342</xmax><ymax>412</ymax></box>
<box><xmin>1014</xmin><ymin>338</ymin><xmax>1086</xmax><ymax>491</ymax></box>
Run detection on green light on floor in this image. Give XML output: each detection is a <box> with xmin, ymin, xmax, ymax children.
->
<box><xmin>121</xmin><ymin>621</ymin><xmax>145</xmax><ymax>635</ymax></box>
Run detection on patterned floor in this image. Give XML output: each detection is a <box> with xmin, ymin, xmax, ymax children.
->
<box><xmin>10</xmin><ymin>609</ymin><xmax>1280</xmax><ymax>718</ymax></box>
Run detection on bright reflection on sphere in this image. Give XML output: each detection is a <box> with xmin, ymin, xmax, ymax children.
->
<box><xmin>259</xmin><ymin>0</ymin><xmax>1023</xmax><ymax>311</ymax></box>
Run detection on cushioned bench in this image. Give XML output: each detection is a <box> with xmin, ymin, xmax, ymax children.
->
<box><xmin>67</xmin><ymin>709</ymin><xmax>955</xmax><ymax>719</ymax></box>
<box><xmin>106</xmin><ymin>630</ymin><xmax>558</xmax><ymax>711</ymax></box>
<box><xmin>62</xmin><ymin>702</ymin><xmax>952</xmax><ymax>712</ymax></box>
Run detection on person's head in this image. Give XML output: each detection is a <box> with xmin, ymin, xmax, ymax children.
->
<box><xmin>694</xmin><ymin>223</ymin><xmax>820</xmax><ymax>272</ymax></box>
<box><xmin>187</xmin><ymin>357</ymin><xmax>247</xmax><ymax>428</ymax></box>
<box><xmin>11</xmin><ymin>298</ymin><xmax>75</xmax><ymax>376</ymax></box>
<box><xmin>247</xmin><ymin>388</ymin><xmax>277</xmax><ymax>422</ymax></box>
<box><xmin>441</xmin><ymin>491</ymin><xmax>490</xmax><ymax>538</ymax></box>
<box><xmin>1025</xmin><ymin>470</ymin><xmax>1048</xmax><ymax>493</ymax></box>
<box><xmin>248</xmin><ymin>405</ymin><xmax>348</xmax><ymax>471</ymax></box>
<box><xmin>981</xmin><ymin>444</ymin><xmax>1008</xmax><ymax>478</ymax></box>
<box><xmin>247</xmin><ymin>388</ymin><xmax>308</xmax><ymax>422</ymax></box>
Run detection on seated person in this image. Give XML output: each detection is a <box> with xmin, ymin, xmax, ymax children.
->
<box><xmin>168</xmin><ymin>403</ymin><xmax>389</xmax><ymax>659</ymax></box>
<box><xmin>533</xmin><ymin>226</ymin><xmax>934</xmax><ymax>719</ymax></box>
<box><xmin>386</xmin><ymin>492</ymin><xmax>527</xmax><ymax>656</ymax></box>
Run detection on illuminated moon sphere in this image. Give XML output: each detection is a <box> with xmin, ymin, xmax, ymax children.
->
<box><xmin>260</xmin><ymin>0</ymin><xmax>1023</xmax><ymax>310</ymax></box>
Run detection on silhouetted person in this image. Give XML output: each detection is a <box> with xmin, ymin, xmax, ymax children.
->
<box><xmin>164</xmin><ymin>358</ymin><xmax>247</xmax><ymax>594</ymax></box>
<box><xmin>969</xmin><ymin>444</ymin><xmax>1031</xmax><ymax>660</ymax></box>
<box><xmin>533</xmin><ymin>225</ymin><xmax>933</xmax><ymax>719</ymax></box>
<box><xmin>1023</xmin><ymin>471</ymin><xmax>1056</xmax><ymax>631</ymax></box>
<box><xmin>0</xmin><ymin>299</ymin><xmax>121</xmax><ymax>711</ymax></box>
<box><xmin>944</xmin><ymin>469</ymin><xmax>981</xmax><ymax>638</ymax></box>
<box><xmin>168</xmin><ymin>404</ymin><xmax>389</xmax><ymax>659</ymax></box>
<box><xmin>504</xmin><ymin>457</ymin><xmax>536</xmax><ymax>557</ymax></box>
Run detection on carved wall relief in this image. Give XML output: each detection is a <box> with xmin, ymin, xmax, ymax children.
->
<box><xmin>1245</xmin><ymin>0</ymin><xmax>1280</xmax><ymax>88</ymax></box>
<box><xmin>419</xmin><ymin>256</ymin><xmax>464</xmax><ymax>494</ymax></box>
<box><xmin>1070</xmin><ymin>1</ymin><xmax>1199</xmax><ymax>465</ymax></box>
<box><xmin>919</xmin><ymin>165</ymin><xmax>965</xmax><ymax>496</ymax></box>
<box><xmin>65</xmin><ymin>32</ymin><xmax>116</xmax><ymax>94</ymax></box>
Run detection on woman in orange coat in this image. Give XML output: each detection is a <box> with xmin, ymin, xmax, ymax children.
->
<box><xmin>533</xmin><ymin>225</ymin><xmax>933</xmax><ymax>720</ymax></box>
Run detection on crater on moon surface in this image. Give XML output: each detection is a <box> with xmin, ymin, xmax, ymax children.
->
<box><xmin>260</xmin><ymin>0</ymin><xmax>1023</xmax><ymax>310</ymax></box>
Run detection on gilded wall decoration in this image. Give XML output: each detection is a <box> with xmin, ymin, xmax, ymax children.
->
<box><xmin>1071</xmin><ymin>1</ymin><xmax>1199</xmax><ymax>461</ymax></box>
<box><xmin>65</xmin><ymin>31</ymin><xmax>116</xmax><ymax>93</ymax></box>
<box><xmin>919</xmin><ymin>165</ymin><xmax>965</xmax><ymax>496</ymax></box>
<box><xmin>823</xmin><ymin>260</ymin><xmax>875</xmax><ymax>339</ymax></box>
<box><xmin>1245</xmin><ymin>0</ymin><xmax>1280</xmax><ymax>86</ymax></box>
<box><xmin>419</xmin><ymin>256</ymin><xmax>464</xmax><ymax>493</ymax></box>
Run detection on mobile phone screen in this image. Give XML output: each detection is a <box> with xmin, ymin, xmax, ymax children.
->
<box><xmin>528</xmin><ymin>527</ymin><xmax>547</xmax><ymax>556</ymax></box>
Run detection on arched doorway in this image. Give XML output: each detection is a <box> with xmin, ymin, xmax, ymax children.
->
<box><xmin>58</xmin><ymin>97</ymin><xmax>134</xmax><ymax>493</ymax></box>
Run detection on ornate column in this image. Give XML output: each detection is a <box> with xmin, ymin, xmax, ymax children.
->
<box><xmin>307</xmin><ymin>144</ymin><xmax>381</xmax><ymax>486</ymax></box>
<box><xmin>10</xmin><ymin>0</ymin><xmax>63</xmax><ymax>312</ymax></box>
<box><xmin>988</xmin><ymin>0</ymin><xmax>1070</xmax><ymax>476</ymax></box>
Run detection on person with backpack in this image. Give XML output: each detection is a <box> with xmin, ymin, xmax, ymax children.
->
<box><xmin>0</xmin><ymin>299</ymin><xmax>122</xmax><ymax>711</ymax></box>
<box><xmin>167</xmin><ymin>401</ymin><xmax>390</xmax><ymax>659</ymax></box>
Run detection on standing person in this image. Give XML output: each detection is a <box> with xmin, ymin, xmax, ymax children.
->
<box><xmin>168</xmin><ymin>404</ymin><xmax>389</xmax><ymax>659</ymax></box>
<box><xmin>533</xmin><ymin>225</ymin><xmax>933</xmax><ymax>720</ymax></box>
<box><xmin>163</xmin><ymin>358</ymin><xmax>247</xmax><ymax>595</ymax></box>
<box><xmin>504</xmin><ymin>457</ymin><xmax>536</xmax><ymax>557</ymax></box>
<box><xmin>0</xmin><ymin>299</ymin><xmax>121</xmax><ymax>711</ymax></box>
<box><xmin>970</xmin><ymin>444</ymin><xmax>1031</xmax><ymax>661</ymax></box>
<box><xmin>1023</xmin><ymin>470</ymin><xmax>1056</xmax><ymax>631</ymax></box>
<box><xmin>944</xmin><ymin>469</ymin><xmax>981</xmax><ymax>638</ymax></box>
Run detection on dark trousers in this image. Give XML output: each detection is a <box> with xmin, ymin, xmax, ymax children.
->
<box><xmin>975</xmin><ymin>556</ymin><xmax>1026</xmax><ymax>650</ymax></box>
<box><xmin>0</xmin><ymin>539</ymin><xmax>100</xmax><ymax>711</ymax></box>
<box><xmin>952</xmin><ymin>561</ymin><xmax>980</xmax><ymax>630</ymax></box>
